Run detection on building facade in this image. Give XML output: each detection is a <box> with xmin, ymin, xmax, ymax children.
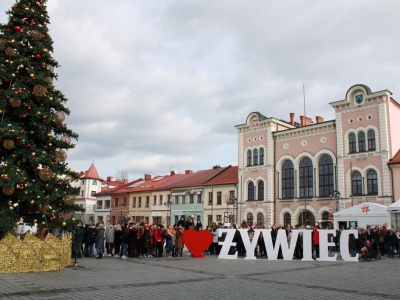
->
<box><xmin>236</xmin><ymin>84</ymin><xmax>400</xmax><ymax>227</ymax></box>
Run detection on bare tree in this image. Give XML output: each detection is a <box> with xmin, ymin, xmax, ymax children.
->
<box><xmin>115</xmin><ymin>170</ymin><xmax>129</xmax><ymax>181</ymax></box>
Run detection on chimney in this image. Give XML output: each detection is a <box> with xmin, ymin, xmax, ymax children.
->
<box><xmin>316</xmin><ymin>116</ymin><xmax>324</xmax><ymax>124</ymax></box>
<box><xmin>170</xmin><ymin>171</ymin><xmax>175</xmax><ymax>176</ymax></box>
<box><xmin>212</xmin><ymin>165</ymin><xmax>221</xmax><ymax>169</ymax></box>
<box><xmin>290</xmin><ymin>113</ymin><xmax>295</xmax><ymax>126</ymax></box>
<box><xmin>185</xmin><ymin>170</ymin><xmax>193</xmax><ymax>174</ymax></box>
<box><xmin>300</xmin><ymin>116</ymin><xmax>305</xmax><ymax>127</ymax></box>
<box><xmin>144</xmin><ymin>174</ymin><xmax>151</xmax><ymax>180</ymax></box>
<box><xmin>300</xmin><ymin>116</ymin><xmax>312</xmax><ymax>126</ymax></box>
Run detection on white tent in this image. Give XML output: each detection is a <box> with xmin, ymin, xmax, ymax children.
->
<box><xmin>333</xmin><ymin>202</ymin><xmax>390</xmax><ymax>229</ymax></box>
<box><xmin>387</xmin><ymin>199</ymin><xmax>400</xmax><ymax>211</ymax></box>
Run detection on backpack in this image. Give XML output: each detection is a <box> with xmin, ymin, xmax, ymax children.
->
<box><xmin>90</xmin><ymin>230</ymin><xmax>97</xmax><ymax>240</ymax></box>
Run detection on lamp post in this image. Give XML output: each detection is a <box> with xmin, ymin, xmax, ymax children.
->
<box><xmin>164</xmin><ymin>200</ymin><xmax>172</xmax><ymax>226</ymax></box>
<box><xmin>329</xmin><ymin>190</ymin><xmax>341</xmax><ymax>212</ymax></box>
<box><xmin>119</xmin><ymin>205</ymin><xmax>126</xmax><ymax>224</ymax></box>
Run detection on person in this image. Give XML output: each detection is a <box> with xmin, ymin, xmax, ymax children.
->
<box><xmin>312</xmin><ymin>227</ymin><xmax>320</xmax><ymax>259</ymax></box>
<box><xmin>140</xmin><ymin>225</ymin><xmax>150</xmax><ymax>258</ymax></box>
<box><xmin>86</xmin><ymin>222</ymin><xmax>96</xmax><ymax>257</ymax></box>
<box><xmin>154</xmin><ymin>225</ymin><xmax>164</xmax><ymax>257</ymax></box>
<box><xmin>105</xmin><ymin>223</ymin><xmax>115</xmax><ymax>257</ymax></box>
<box><xmin>175</xmin><ymin>225</ymin><xmax>185</xmax><ymax>257</ymax></box>
<box><xmin>114</xmin><ymin>224</ymin><xmax>122</xmax><ymax>257</ymax></box>
<box><xmin>195</xmin><ymin>220</ymin><xmax>202</xmax><ymax>231</ymax></box>
<box><xmin>95</xmin><ymin>224</ymin><xmax>105</xmax><ymax>259</ymax></box>
<box><xmin>396</xmin><ymin>228</ymin><xmax>400</xmax><ymax>257</ymax></box>
<box><xmin>211</xmin><ymin>224</ymin><xmax>219</xmax><ymax>255</ymax></box>
<box><xmin>165</xmin><ymin>225</ymin><xmax>175</xmax><ymax>258</ymax></box>
<box><xmin>121</xmin><ymin>224</ymin><xmax>129</xmax><ymax>259</ymax></box>
<box><xmin>128</xmin><ymin>224</ymin><xmax>138</xmax><ymax>259</ymax></box>
<box><xmin>149</xmin><ymin>225</ymin><xmax>155</xmax><ymax>257</ymax></box>
<box><xmin>74</xmin><ymin>221</ymin><xmax>84</xmax><ymax>258</ymax></box>
<box><xmin>348</xmin><ymin>233</ymin><xmax>357</xmax><ymax>257</ymax></box>
<box><xmin>378</xmin><ymin>226</ymin><xmax>386</xmax><ymax>255</ymax></box>
<box><xmin>387</xmin><ymin>229</ymin><xmax>398</xmax><ymax>258</ymax></box>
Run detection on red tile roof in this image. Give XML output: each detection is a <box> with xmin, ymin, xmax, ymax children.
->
<box><xmin>204</xmin><ymin>166</ymin><xmax>238</xmax><ymax>186</ymax></box>
<box><xmin>81</xmin><ymin>163</ymin><xmax>102</xmax><ymax>180</ymax></box>
<box><xmin>153</xmin><ymin>173</ymin><xmax>196</xmax><ymax>190</ymax></box>
<box><xmin>172</xmin><ymin>166</ymin><xmax>231</xmax><ymax>188</ymax></box>
<box><xmin>388</xmin><ymin>149</ymin><xmax>400</xmax><ymax>165</ymax></box>
<box><xmin>123</xmin><ymin>175</ymin><xmax>173</xmax><ymax>192</ymax></box>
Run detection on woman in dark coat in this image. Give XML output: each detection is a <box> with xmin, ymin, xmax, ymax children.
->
<box><xmin>86</xmin><ymin>223</ymin><xmax>97</xmax><ymax>257</ymax></box>
<box><xmin>95</xmin><ymin>224</ymin><xmax>105</xmax><ymax>259</ymax></box>
<box><xmin>121</xmin><ymin>225</ymin><xmax>129</xmax><ymax>258</ymax></box>
<box><xmin>387</xmin><ymin>229</ymin><xmax>398</xmax><ymax>258</ymax></box>
<box><xmin>141</xmin><ymin>226</ymin><xmax>150</xmax><ymax>257</ymax></box>
<box><xmin>128</xmin><ymin>225</ymin><xmax>138</xmax><ymax>259</ymax></box>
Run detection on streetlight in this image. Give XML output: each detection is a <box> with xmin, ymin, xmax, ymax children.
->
<box><xmin>164</xmin><ymin>200</ymin><xmax>172</xmax><ymax>226</ymax></box>
<box><xmin>329</xmin><ymin>190</ymin><xmax>341</xmax><ymax>212</ymax></box>
<box><xmin>119</xmin><ymin>205</ymin><xmax>126</xmax><ymax>224</ymax></box>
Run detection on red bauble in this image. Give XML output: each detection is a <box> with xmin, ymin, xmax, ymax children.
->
<box><xmin>22</xmin><ymin>114</ymin><xmax>27</xmax><ymax>118</ymax></box>
<box><xmin>57</xmin><ymin>182</ymin><xmax>61</xmax><ymax>186</ymax></box>
<box><xmin>14</xmin><ymin>25</ymin><xmax>21</xmax><ymax>31</ymax></box>
<box><xmin>35</xmin><ymin>54</ymin><xmax>41</xmax><ymax>59</ymax></box>
<box><xmin>20</xmin><ymin>130</ymin><xmax>24</xmax><ymax>134</ymax></box>
<box><xmin>42</xmin><ymin>115</ymin><xmax>46</xmax><ymax>119</ymax></box>
<box><xmin>27</xmin><ymin>106</ymin><xmax>31</xmax><ymax>110</ymax></box>
<box><xmin>19</xmin><ymin>29</ymin><xmax>24</xmax><ymax>33</ymax></box>
<box><xmin>27</xmin><ymin>211</ymin><xmax>32</xmax><ymax>215</ymax></box>
<box><xmin>58</xmin><ymin>203</ymin><xmax>62</xmax><ymax>207</ymax></box>
<box><xmin>15</xmin><ymin>136</ymin><xmax>20</xmax><ymax>141</ymax></box>
<box><xmin>27</xmin><ymin>144</ymin><xmax>31</xmax><ymax>148</ymax></box>
<box><xmin>58</xmin><ymin>215</ymin><xmax>62</xmax><ymax>219</ymax></box>
<box><xmin>1</xmin><ymin>169</ymin><xmax>6</xmax><ymax>173</ymax></box>
<box><xmin>43</xmin><ymin>127</ymin><xmax>47</xmax><ymax>130</ymax></box>
<box><xmin>20</xmin><ymin>183</ymin><xmax>24</xmax><ymax>187</ymax></box>
<box><xmin>3</xmin><ymin>175</ymin><xmax>8</xmax><ymax>180</ymax></box>
<box><xmin>49</xmin><ymin>216</ymin><xmax>54</xmax><ymax>221</ymax></box>
<box><xmin>65</xmin><ymin>141</ymin><xmax>70</xmax><ymax>145</ymax></box>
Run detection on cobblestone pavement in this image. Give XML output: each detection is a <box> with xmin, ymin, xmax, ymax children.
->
<box><xmin>0</xmin><ymin>251</ymin><xmax>399</xmax><ymax>299</ymax></box>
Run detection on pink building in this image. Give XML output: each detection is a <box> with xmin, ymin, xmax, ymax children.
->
<box><xmin>236</xmin><ymin>84</ymin><xmax>400</xmax><ymax>227</ymax></box>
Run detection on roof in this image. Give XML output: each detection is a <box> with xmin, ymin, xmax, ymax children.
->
<box><xmin>204</xmin><ymin>166</ymin><xmax>238</xmax><ymax>186</ymax></box>
<box><xmin>153</xmin><ymin>173</ymin><xmax>196</xmax><ymax>191</ymax></box>
<box><xmin>388</xmin><ymin>149</ymin><xmax>400</xmax><ymax>165</ymax></box>
<box><xmin>81</xmin><ymin>163</ymin><xmax>102</xmax><ymax>180</ymax></box>
<box><xmin>387</xmin><ymin>199</ymin><xmax>400</xmax><ymax>211</ymax></box>
<box><xmin>123</xmin><ymin>175</ymin><xmax>173</xmax><ymax>193</ymax></box>
<box><xmin>333</xmin><ymin>202</ymin><xmax>388</xmax><ymax>217</ymax></box>
<box><xmin>172</xmin><ymin>166</ymin><xmax>231</xmax><ymax>188</ymax></box>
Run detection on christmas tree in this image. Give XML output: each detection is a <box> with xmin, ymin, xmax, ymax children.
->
<box><xmin>0</xmin><ymin>0</ymin><xmax>82</xmax><ymax>234</ymax></box>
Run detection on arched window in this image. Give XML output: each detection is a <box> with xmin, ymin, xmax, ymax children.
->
<box><xmin>358</xmin><ymin>132</ymin><xmax>366</xmax><ymax>151</ymax></box>
<box><xmin>253</xmin><ymin>149</ymin><xmax>258</xmax><ymax>165</ymax></box>
<box><xmin>367</xmin><ymin>170</ymin><xmax>378</xmax><ymax>195</ymax></box>
<box><xmin>349</xmin><ymin>133</ymin><xmax>356</xmax><ymax>153</ymax></box>
<box><xmin>258</xmin><ymin>181</ymin><xmax>264</xmax><ymax>200</ymax></box>
<box><xmin>248</xmin><ymin>182</ymin><xmax>254</xmax><ymax>200</ymax></box>
<box><xmin>368</xmin><ymin>130</ymin><xmax>376</xmax><ymax>151</ymax></box>
<box><xmin>299</xmin><ymin>157</ymin><xmax>313</xmax><ymax>198</ymax></box>
<box><xmin>92</xmin><ymin>180</ymin><xmax>97</xmax><ymax>185</ymax></box>
<box><xmin>247</xmin><ymin>150</ymin><xmax>252</xmax><ymax>166</ymax></box>
<box><xmin>282</xmin><ymin>160</ymin><xmax>294</xmax><ymax>199</ymax></box>
<box><xmin>257</xmin><ymin>213</ymin><xmax>264</xmax><ymax>227</ymax></box>
<box><xmin>352</xmin><ymin>171</ymin><xmax>362</xmax><ymax>196</ymax></box>
<box><xmin>319</xmin><ymin>155</ymin><xmax>334</xmax><ymax>197</ymax></box>
<box><xmin>283</xmin><ymin>212</ymin><xmax>291</xmax><ymax>227</ymax></box>
<box><xmin>259</xmin><ymin>148</ymin><xmax>265</xmax><ymax>165</ymax></box>
<box><xmin>247</xmin><ymin>213</ymin><xmax>254</xmax><ymax>226</ymax></box>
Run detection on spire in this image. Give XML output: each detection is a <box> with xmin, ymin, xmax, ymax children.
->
<box><xmin>82</xmin><ymin>163</ymin><xmax>102</xmax><ymax>180</ymax></box>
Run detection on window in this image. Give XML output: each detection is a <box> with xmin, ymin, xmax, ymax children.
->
<box><xmin>105</xmin><ymin>200</ymin><xmax>110</xmax><ymax>209</ymax></box>
<box><xmin>284</xmin><ymin>212</ymin><xmax>291</xmax><ymax>227</ymax></box>
<box><xmin>352</xmin><ymin>171</ymin><xmax>362</xmax><ymax>196</ymax></box>
<box><xmin>81</xmin><ymin>191</ymin><xmax>84</xmax><ymax>197</ymax></box>
<box><xmin>97</xmin><ymin>200</ymin><xmax>103</xmax><ymax>209</ymax></box>
<box><xmin>153</xmin><ymin>195</ymin><xmax>157</xmax><ymax>206</ymax></box>
<box><xmin>217</xmin><ymin>192</ymin><xmax>222</xmax><ymax>205</ymax></box>
<box><xmin>122</xmin><ymin>197</ymin><xmax>127</xmax><ymax>206</ymax></box>
<box><xmin>318</xmin><ymin>155</ymin><xmax>334</xmax><ymax>197</ymax></box>
<box><xmin>138</xmin><ymin>197</ymin><xmax>142</xmax><ymax>207</ymax></box>
<box><xmin>257</xmin><ymin>213</ymin><xmax>264</xmax><ymax>227</ymax></box>
<box><xmin>299</xmin><ymin>157</ymin><xmax>313</xmax><ymax>198</ymax></box>
<box><xmin>91</xmin><ymin>191</ymin><xmax>96</xmax><ymax>196</ymax></box>
<box><xmin>132</xmin><ymin>197</ymin><xmax>136</xmax><ymax>208</ymax></box>
<box><xmin>216</xmin><ymin>215</ymin><xmax>222</xmax><ymax>222</ymax></box>
<box><xmin>367</xmin><ymin>170</ymin><xmax>378</xmax><ymax>195</ymax></box>
<box><xmin>208</xmin><ymin>192</ymin><xmax>213</xmax><ymax>205</ymax></box>
<box><xmin>114</xmin><ymin>198</ymin><xmax>118</xmax><ymax>207</ymax></box>
<box><xmin>253</xmin><ymin>149</ymin><xmax>258</xmax><ymax>165</ymax></box>
<box><xmin>159</xmin><ymin>195</ymin><xmax>163</xmax><ymax>205</ymax></box>
<box><xmin>197</xmin><ymin>193</ymin><xmax>202</xmax><ymax>204</ymax></box>
<box><xmin>167</xmin><ymin>195</ymin><xmax>171</xmax><ymax>203</ymax></box>
<box><xmin>247</xmin><ymin>213</ymin><xmax>253</xmax><ymax>226</ymax></box>
<box><xmin>92</xmin><ymin>180</ymin><xmax>97</xmax><ymax>185</ymax></box>
<box><xmin>207</xmin><ymin>215</ymin><xmax>212</xmax><ymax>226</ymax></box>
<box><xmin>182</xmin><ymin>195</ymin><xmax>186</xmax><ymax>204</ymax></box>
<box><xmin>247</xmin><ymin>150</ymin><xmax>252</xmax><ymax>166</ymax></box>
<box><xmin>368</xmin><ymin>130</ymin><xmax>376</xmax><ymax>150</ymax></box>
<box><xmin>358</xmin><ymin>132</ymin><xmax>366</xmax><ymax>151</ymax></box>
<box><xmin>174</xmin><ymin>196</ymin><xmax>178</xmax><ymax>204</ymax></box>
<box><xmin>248</xmin><ymin>182</ymin><xmax>255</xmax><ymax>200</ymax></box>
<box><xmin>258</xmin><ymin>181</ymin><xmax>264</xmax><ymax>200</ymax></box>
<box><xmin>259</xmin><ymin>148</ymin><xmax>265</xmax><ymax>165</ymax></box>
<box><xmin>189</xmin><ymin>194</ymin><xmax>194</xmax><ymax>204</ymax></box>
<box><xmin>146</xmin><ymin>196</ymin><xmax>149</xmax><ymax>207</ymax></box>
<box><xmin>81</xmin><ymin>180</ymin><xmax>84</xmax><ymax>185</ymax></box>
<box><xmin>349</xmin><ymin>133</ymin><xmax>356</xmax><ymax>153</ymax></box>
<box><xmin>229</xmin><ymin>190</ymin><xmax>235</xmax><ymax>200</ymax></box>
<box><xmin>282</xmin><ymin>160</ymin><xmax>294</xmax><ymax>199</ymax></box>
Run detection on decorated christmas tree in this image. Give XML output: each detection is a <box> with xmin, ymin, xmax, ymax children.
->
<box><xmin>0</xmin><ymin>0</ymin><xmax>82</xmax><ymax>234</ymax></box>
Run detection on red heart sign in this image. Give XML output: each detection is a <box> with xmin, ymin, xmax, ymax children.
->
<box><xmin>182</xmin><ymin>229</ymin><xmax>212</xmax><ymax>258</ymax></box>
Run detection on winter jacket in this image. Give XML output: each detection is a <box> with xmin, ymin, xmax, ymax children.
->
<box><xmin>86</xmin><ymin>226</ymin><xmax>97</xmax><ymax>244</ymax></box>
<box><xmin>105</xmin><ymin>225</ymin><xmax>115</xmax><ymax>243</ymax></box>
<box><xmin>95</xmin><ymin>227</ymin><xmax>105</xmax><ymax>249</ymax></box>
<box><xmin>312</xmin><ymin>230</ymin><xmax>320</xmax><ymax>245</ymax></box>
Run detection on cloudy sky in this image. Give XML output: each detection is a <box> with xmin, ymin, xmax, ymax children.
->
<box><xmin>1</xmin><ymin>0</ymin><xmax>399</xmax><ymax>180</ymax></box>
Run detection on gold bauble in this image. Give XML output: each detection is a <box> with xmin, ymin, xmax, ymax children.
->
<box><xmin>30</xmin><ymin>200</ymin><xmax>35</xmax><ymax>205</ymax></box>
<box><xmin>62</xmin><ymin>222</ymin><xmax>66</xmax><ymax>226</ymax></box>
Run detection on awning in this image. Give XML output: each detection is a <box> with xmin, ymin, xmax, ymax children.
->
<box><xmin>387</xmin><ymin>199</ymin><xmax>400</xmax><ymax>212</ymax></box>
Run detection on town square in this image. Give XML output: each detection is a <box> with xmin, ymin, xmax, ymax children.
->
<box><xmin>1</xmin><ymin>0</ymin><xmax>400</xmax><ymax>299</ymax></box>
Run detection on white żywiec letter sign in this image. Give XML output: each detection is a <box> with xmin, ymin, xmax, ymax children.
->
<box><xmin>218</xmin><ymin>229</ymin><xmax>358</xmax><ymax>262</ymax></box>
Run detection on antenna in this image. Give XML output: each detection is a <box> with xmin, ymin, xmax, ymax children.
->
<box><xmin>303</xmin><ymin>83</ymin><xmax>306</xmax><ymax>116</ymax></box>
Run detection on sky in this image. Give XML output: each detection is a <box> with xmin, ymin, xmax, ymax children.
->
<box><xmin>1</xmin><ymin>0</ymin><xmax>400</xmax><ymax>180</ymax></box>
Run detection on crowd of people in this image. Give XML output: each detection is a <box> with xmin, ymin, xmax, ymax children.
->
<box><xmin>73</xmin><ymin>218</ymin><xmax>400</xmax><ymax>260</ymax></box>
